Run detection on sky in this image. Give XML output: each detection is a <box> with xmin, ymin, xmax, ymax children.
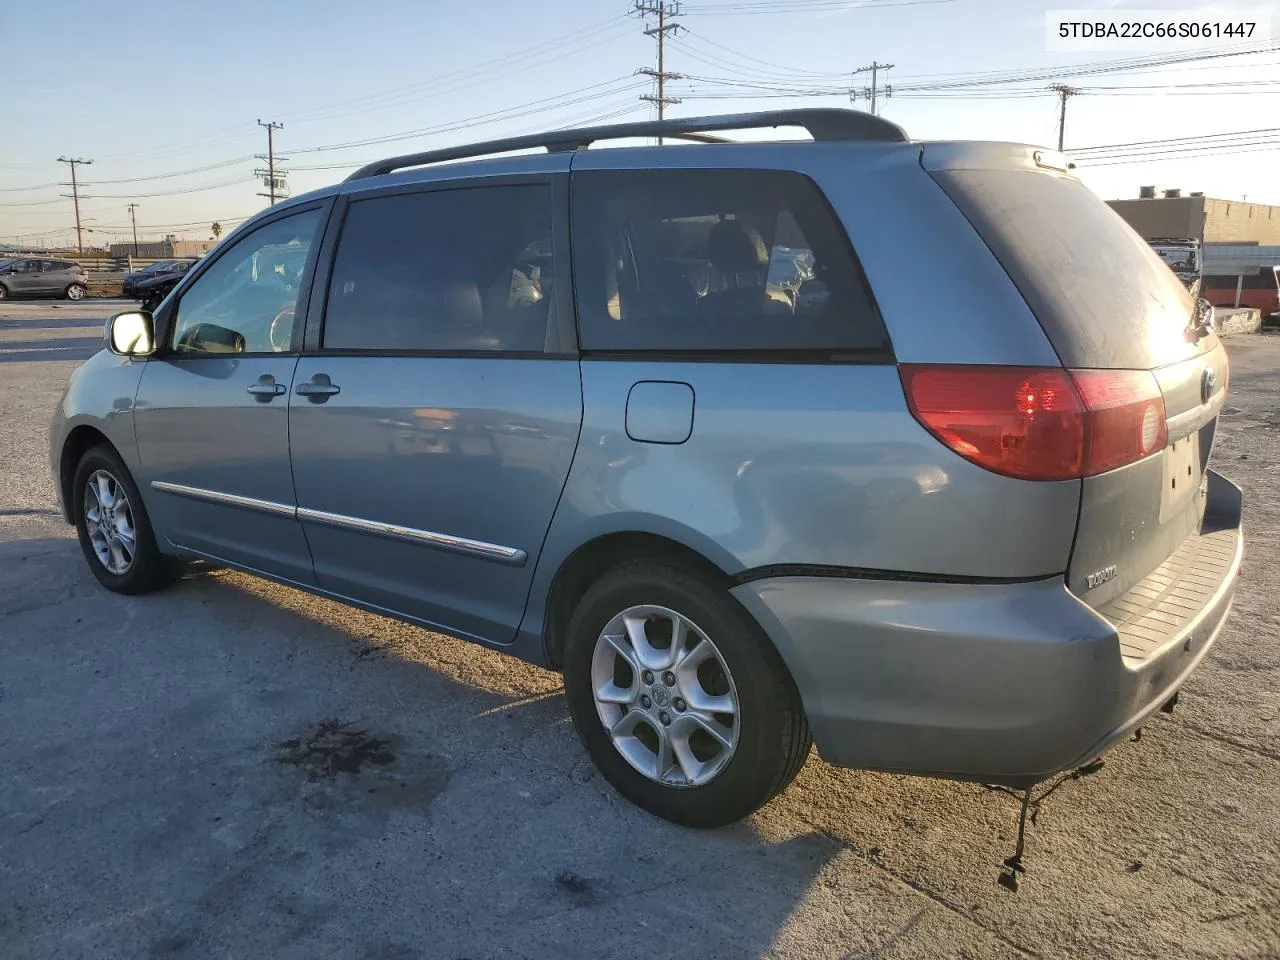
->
<box><xmin>2</xmin><ymin>0</ymin><xmax>1278</xmax><ymax>248</ymax></box>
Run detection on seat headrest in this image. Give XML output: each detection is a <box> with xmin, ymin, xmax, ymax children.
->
<box><xmin>708</xmin><ymin>220</ymin><xmax>769</xmax><ymax>273</ymax></box>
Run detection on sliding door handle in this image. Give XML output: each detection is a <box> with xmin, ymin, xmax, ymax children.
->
<box><xmin>296</xmin><ymin>373</ymin><xmax>341</xmax><ymax>402</ymax></box>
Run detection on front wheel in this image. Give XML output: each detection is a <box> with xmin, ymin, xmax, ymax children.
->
<box><xmin>0</xmin><ymin>284</ymin><xmax>8</xmax><ymax>301</ymax></box>
<box><xmin>65</xmin><ymin>282</ymin><xmax>87</xmax><ymax>301</ymax></box>
<box><xmin>564</xmin><ymin>559</ymin><xmax>811</xmax><ymax>827</ymax></box>
<box><xmin>72</xmin><ymin>445</ymin><xmax>178</xmax><ymax>594</ymax></box>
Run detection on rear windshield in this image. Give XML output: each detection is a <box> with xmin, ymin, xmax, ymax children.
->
<box><xmin>931</xmin><ymin>169</ymin><xmax>1206</xmax><ymax>370</ymax></box>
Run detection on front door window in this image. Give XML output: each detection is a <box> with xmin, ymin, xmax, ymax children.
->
<box><xmin>171</xmin><ymin>211</ymin><xmax>321</xmax><ymax>354</ymax></box>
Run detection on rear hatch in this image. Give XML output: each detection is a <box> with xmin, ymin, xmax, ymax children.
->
<box><xmin>922</xmin><ymin>144</ymin><xmax>1228</xmax><ymax>610</ymax></box>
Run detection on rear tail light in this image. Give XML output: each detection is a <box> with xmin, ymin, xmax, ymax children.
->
<box><xmin>1069</xmin><ymin>369</ymin><xmax>1167</xmax><ymax>474</ymax></box>
<box><xmin>900</xmin><ymin>365</ymin><xmax>1167</xmax><ymax>481</ymax></box>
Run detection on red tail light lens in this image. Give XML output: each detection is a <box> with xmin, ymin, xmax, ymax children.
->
<box><xmin>1070</xmin><ymin>369</ymin><xmax>1167</xmax><ymax>475</ymax></box>
<box><xmin>900</xmin><ymin>365</ymin><xmax>1167</xmax><ymax>481</ymax></box>
<box><xmin>900</xmin><ymin>366</ymin><xmax>1085</xmax><ymax>480</ymax></box>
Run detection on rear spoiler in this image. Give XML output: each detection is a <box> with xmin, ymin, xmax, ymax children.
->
<box><xmin>920</xmin><ymin>142</ymin><xmax>1079</xmax><ymax>178</ymax></box>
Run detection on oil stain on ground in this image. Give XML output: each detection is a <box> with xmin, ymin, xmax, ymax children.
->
<box><xmin>276</xmin><ymin>719</ymin><xmax>396</xmax><ymax>779</ymax></box>
<box><xmin>275</xmin><ymin>719</ymin><xmax>451</xmax><ymax>815</ymax></box>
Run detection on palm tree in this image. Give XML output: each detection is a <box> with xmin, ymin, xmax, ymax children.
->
<box><xmin>211</xmin><ymin>222</ymin><xmax>223</xmax><ymax>240</ymax></box>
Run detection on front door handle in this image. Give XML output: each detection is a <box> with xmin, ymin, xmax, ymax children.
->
<box><xmin>246</xmin><ymin>374</ymin><xmax>287</xmax><ymax>401</ymax></box>
<box><xmin>295</xmin><ymin>373</ymin><xmax>341</xmax><ymax>403</ymax></box>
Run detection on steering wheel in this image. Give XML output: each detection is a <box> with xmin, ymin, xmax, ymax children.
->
<box><xmin>267</xmin><ymin>304</ymin><xmax>295</xmax><ymax>352</ymax></box>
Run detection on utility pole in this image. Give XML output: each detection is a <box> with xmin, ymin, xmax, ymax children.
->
<box><xmin>256</xmin><ymin>119</ymin><xmax>285</xmax><ymax>205</ymax></box>
<box><xmin>635</xmin><ymin>1</ymin><xmax>682</xmax><ymax>144</ymax></box>
<box><xmin>56</xmin><ymin>156</ymin><xmax>93</xmax><ymax>254</ymax></box>
<box><xmin>1049</xmin><ymin>84</ymin><xmax>1080</xmax><ymax>152</ymax></box>
<box><xmin>127</xmin><ymin>203</ymin><xmax>140</xmax><ymax>258</ymax></box>
<box><xmin>852</xmin><ymin>62</ymin><xmax>894</xmax><ymax>116</ymax></box>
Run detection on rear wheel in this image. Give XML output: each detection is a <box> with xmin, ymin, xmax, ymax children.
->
<box><xmin>564</xmin><ymin>558</ymin><xmax>811</xmax><ymax>827</ymax></box>
<box><xmin>0</xmin><ymin>284</ymin><xmax>8</xmax><ymax>301</ymax></box>
<box><xmin>72</xmin><ymin>445</ymin><xmax>177</xmax><ymax>594</ymax></box>
<box><xmin>65</xmin><ymin>282</ymin><xmax>87</xmax><ymax>301</ymax></box>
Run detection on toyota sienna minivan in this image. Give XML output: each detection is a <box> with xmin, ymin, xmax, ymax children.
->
<box><xmin>50</xmin><ymin>109</ymin><xmax>1243</xmax><ymax>827</ymax></box>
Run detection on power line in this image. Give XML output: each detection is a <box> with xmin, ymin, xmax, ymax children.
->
<box><xmin>80</xmin><ymin>176</ymin><xmax>256</xmax><ymax>200</ymax></box>
<box><xmin>282</xmin><ymin>95</ymin><xmax>652</xmax><ymax>175</ymax></box>
<box><xmin>893</xmin><ymin>40</ymin><xmax>1280</xmax><ymax>91</ymax></box>
<box><xmin>1069</xmin><ymin>126</ymin><xmax>1280</xmax><ymax>165</ymax></box>
<box><xmin>0</xmin><ymin>156</ymin><xmax>255</xmax><ymax>196</ymax></box>
<box><xmin>680</xmin><ymin>0</ymin><xmax>954</xmax><ymax>14</ymax></box>
<box><xmin>278</xmin><ymin>15</ymin><xmax>633</xmax><ymax>125</ymax></box>
<box><xmin>1078</xmin><ymin>144</ymin><xmax>1280</xmax><ymax>166</ymax></box>
<box><xmin>3</xmin><ymin>18</ymin><xmax>638</xmax><ymax>190</ymax></box>
<box><xmin>676</xmin><ymin>28</ymin><xmax>850</xmax><ymax>79</ymax></box>
<box><xmin>289</xmin><ymin>76</ymin><xmax>647</xmax><ymax>154</ymax></box>
<box><xmin>1072</xmin><ymin>126</ymin><xmax>1280</xmax><ymax>154</ymax></box>
<box><xmin>1074</xmin><ymin>137</ymin><xmax>1280</xmax><ymax>162</ymax></box>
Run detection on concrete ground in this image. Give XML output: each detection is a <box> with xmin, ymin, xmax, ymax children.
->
<box><xmin>2</xmin><ymin>300</ymin><xmax>1277</xmax><ymax>960</ymax></box>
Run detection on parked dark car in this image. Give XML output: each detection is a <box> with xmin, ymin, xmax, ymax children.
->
<box><xmin>0</xmin><ymin>258</ymin><xmax>88</xmax><ymax>301</ymax></box>
<box><xmin>123</xmin><ymin>259</ymin><xmax>197</xmax><ymax>308</ymax></box>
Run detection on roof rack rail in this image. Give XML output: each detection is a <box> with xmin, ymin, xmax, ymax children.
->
<box><xmin>345</xmin><ymin>108</ymin><xmax>908</xmax><ymax>182</ymax></box>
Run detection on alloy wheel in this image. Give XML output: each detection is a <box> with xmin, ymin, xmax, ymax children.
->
<box><xmin>83</xmin><ymin>470</ymin><xmax>136</xmax><ymax>574</ymax></box>
<box><xmin>590</xmin><ymin>604</ymin><xmax>740</xmax><ymax>788</ymax></box>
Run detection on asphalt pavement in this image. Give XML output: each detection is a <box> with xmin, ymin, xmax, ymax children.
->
<box><xmin>1</xmin><ymin>301</ymin><xmax>1277</xmax><ymax>959</ymax></box>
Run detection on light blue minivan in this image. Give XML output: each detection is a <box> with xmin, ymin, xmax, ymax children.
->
<box><xmin>51</xmin><ymin>110</ymin><xmax>1242</xmax><ymax>827</ymax></box>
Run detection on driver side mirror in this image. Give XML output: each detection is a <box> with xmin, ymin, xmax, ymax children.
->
<box><xmin>105</xmin><ymin>311</ymin><xmax>155</xmax><ymax>357</ymax></box>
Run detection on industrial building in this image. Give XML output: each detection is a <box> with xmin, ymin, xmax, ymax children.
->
<box><xmin>107</xmin><ymin>238</ymin><xmax>216</xmax><ymax>260</ymax></box>
<box><xmin>1109</xmin><ymin>188</ymin><xmax>1280</xmax><ymax>245</ymax></box>
<box><xmin>1108</xmin><ymin>188</ymin><xmax>1280</xmax><ymax>314</ymax></box>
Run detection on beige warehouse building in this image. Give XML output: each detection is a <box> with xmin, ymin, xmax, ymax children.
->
<box><xmin>1108</xmin><ymin>189</ymin><xmax>1280</xmax><ymax>245</ymax></box>
<box><xmin>1108</xmin><ymin>189</ymin><xmax>1280</xmax><ymax>314</ymax></box>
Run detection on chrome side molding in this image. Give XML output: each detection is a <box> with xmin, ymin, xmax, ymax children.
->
<box><xmin>295</xmin><ymin>506</ymin><xmax>526</xmax><ymax>565</ymax></box>
<box><xmin>149</xmin><ymin>481</ymin><xmax>525</xmax><ymax>565</ymax></box>
<box><xmin>149</xmin><ymin>480</ymin><xmax>296</xmax><ymax>518</ymax></box>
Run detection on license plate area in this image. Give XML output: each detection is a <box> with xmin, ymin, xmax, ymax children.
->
<box><xmin>1161</xmin><ymin>434</ymin><xmax>1200</xmax><ymax>519</ymax></box>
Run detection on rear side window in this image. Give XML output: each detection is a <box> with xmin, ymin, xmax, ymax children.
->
<box><xmin>571</xmin><ymin>169</ymin><xmax>888</xmax><ymax>356</ymax></box>
<box><xmin>931</xmin><ymin>169</ymin><xmax>1201</xmax><ymax>370</ymax></box>
<box><xmin>322</xmin><ymin>185</ymin><xmax>556</xmax><ymax>354</ymax></box>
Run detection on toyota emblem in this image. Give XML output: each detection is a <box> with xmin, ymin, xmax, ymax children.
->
<box><xmin>1201</xmin><ymin>368</ymin><xmax>1217</xmax><ymax>404</ymax></box>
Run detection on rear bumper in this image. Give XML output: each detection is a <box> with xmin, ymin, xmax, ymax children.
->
<box><xmin>731</xmin><ymin>471</ymin><xmax>1243</xmax><ymax>787</ymax></box>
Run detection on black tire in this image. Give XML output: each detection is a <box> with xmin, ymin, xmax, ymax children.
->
<box><xmin>0</xmin><ymin>284</ymin><xmax>8</xmax><ymax>301</ymax></box>
<box><xmin>65</xmin><ymin>282</ymin><xmax>87</xmax><ymax>301</ymax></box>
<box><xmin>72</xmin><ymin>445</ymin><xmax>178</xmax><ymax>595</ymax></box>
<box><xmin>564</xmin><ymin>558</ymin><xmax>811</xmax><ymax>828</ymax></box>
